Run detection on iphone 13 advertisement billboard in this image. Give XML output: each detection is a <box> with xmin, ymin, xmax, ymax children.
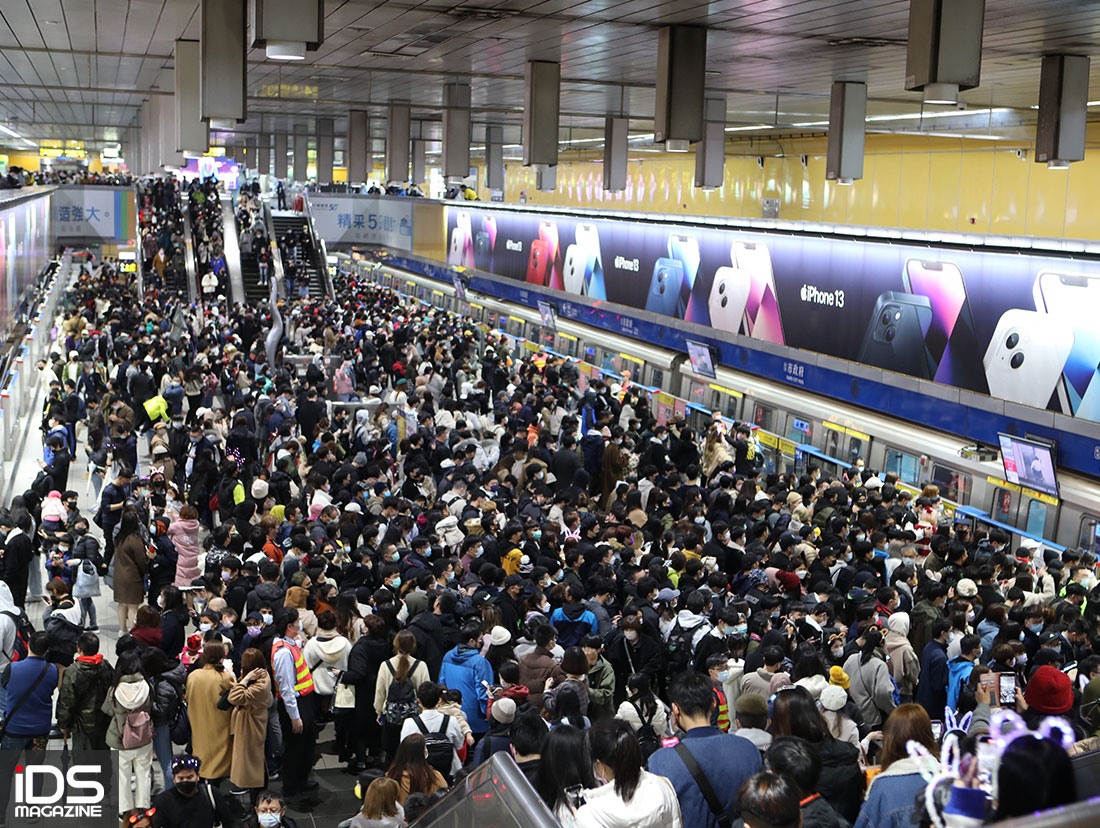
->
<box><xmin>446</xmin><ymin>206</ymin><xmax>1100</xmax><ymax>420</ymax></box>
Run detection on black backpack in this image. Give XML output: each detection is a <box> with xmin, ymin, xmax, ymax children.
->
<box><xmin>413</xmin><ymin>714</ymin><xmax>454</xmax><ymax>778</ymax></box>
<box><xmin>630</xmin><ymin>701</ymin><xmax>661</xmax><ymax>761</ymax></box>
<box><xmin>0</xmin><ymin>609</ymin><xmax>33</xmax><ymax>662</ymax></box>
<box><xmin>382</xmin><ymin>658</ymin><xmax>420</xmax><ymax>725</ymax></box>
<box><xmin>665</xmin><ymin>621</ymin><xmax>699</xmax><ymax>676</ymax></box>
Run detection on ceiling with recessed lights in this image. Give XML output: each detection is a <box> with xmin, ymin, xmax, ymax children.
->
<box><xmin>0</xmin><ymin>0</ymin><xmax>1096</xmax><ymax>153</ymax></box>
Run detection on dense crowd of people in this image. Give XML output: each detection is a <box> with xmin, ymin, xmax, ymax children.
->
<box><xmin>188</xmin><ymin>177</ymin><xmax>229</xmax><ymax>299</ymax></box>
<box><xmin>0</xmin><ymin>173</ymin><xmax>1093</xmax><ymax>828</ymax></box>
<box><xmin>237</xmin><ymin>191</ymin><xmax>272</xmax><ymax>288</ymax></box>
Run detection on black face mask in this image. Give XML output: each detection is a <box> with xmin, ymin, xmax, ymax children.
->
<box><xmin>175</xmin><ymin>779</ymin><xmax>198</xmax><ymax>796</ymax></box>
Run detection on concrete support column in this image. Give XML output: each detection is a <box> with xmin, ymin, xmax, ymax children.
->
<box><xmin>200</xmin><ymin>0</ymin><xmax>247</xmax><ymax>127</ymax></box>
<box><xmin>347</xmin><ymin>109</ymin><xmax>370</xmax><ymax>184</ymax></box>
<box><xmin>316</xmin><ymin>118</ymin><xmax>334</xmax><ymax>183</ymax></box>
<box><xmin>654</xmin><ymin>25</ymin><xmax>707</xmax><ymax>151</ymax></box>
<box><xmin>175</xmin><ymin>40</ymin><xmax>207</xmax><ymax>157</ymax></box>
<box><xmin>158</xmin><ymin>94</ymin><xmax>185</xmax><ymax>168</ymax></box>
<box><xmin>485</xmin><ymin>125</ymin><xmax>504</xmax><ymax>191</ymax></box>
<box><xmin>411</xmin><ymin>139</ymin><xmax>427</xmax><ymax>186</ymax></box>
<box><xmin>274</xmin><ymin>133</ymin><xmax>288</xmax><ymax>179</ymax></box>
<box><xmin>603</xmin><ymin>117</ymin><xmax>628</xmax><ymax>192</ymax></box>
<box><xmin>694</xmin><ymin>97</ymin><xmax>725</xmax><ymax>189</ymax></box>
<box><xmin>1036</xmin><ymin>54</ymin><xmax>1090</xmax><ymax>168</ymax></box>
<box><xmin>387</xmin><ymin>102</ymin><xmax>411</xmax><ymax>184</ymax></box>
<box><xmin>257</xmin><ymin>136</ymin><xmax>271</xmax><ymax>176</ymax></box>
<box><xmin>293</xmin><ymin>126</ymin><xmax>308</xmax><ymax>183</ymax></box>
<box><xmin>245</xmin><ymin>136</ymin><xmax>257</xmax><ymax>172</ymax></box>
<box><xmin>523</xmin><ymin>61</ymin><xmax>560</xmax><ymax>169</ymax></box>
<box><xmin>826</xmin><ymin>82</ymin><xmax>867</xmax><ymax>184</ymax></box>
<box><xmin>443</xmin><ymin>82</ymin><xmax>471</xmax><ymax>182</ymax></box>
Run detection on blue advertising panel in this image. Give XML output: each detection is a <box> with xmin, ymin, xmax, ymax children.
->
<box><xmin>446</xmin><ymin>206</ymin><xmax>1100</xmax><ymax>422</ymax></box>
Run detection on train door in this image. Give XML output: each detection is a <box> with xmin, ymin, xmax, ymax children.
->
<box><xmin>557</xmin><ymin>333</ymin><xmax>579</xmax><ymax>358</ymax></box>
<box><xmin>783</xmin><ymin>413</ymin><xmax>813</xmax><ymax>447</ymax></box>
<box><xmin>930</xmin><ymin>464</ymin><xmax>972</xmax><ymax>505</ymax></box>
<box><xmin>823</xmin><ymin>426</ymin><xmax>868</xmax><ymax>469</ymax></box>
<box><xmin>1019</xmin><ymin>495</ymin><xmax>1056</xmax><ymax>540</ymax></box>
<box><xmin>1078</xmin><ymin>516</ymin><xmax>1100</xmax><ymax>557</ymax></box>
<box><xmin>883</xmin><ymin>447</ymin><xmax>920</xmax><ymax>486</ymax></box>
<box><xmin>990</xmin><ymin>487</ymin><xmax>1017</xmax><ymax>523</ymax></box>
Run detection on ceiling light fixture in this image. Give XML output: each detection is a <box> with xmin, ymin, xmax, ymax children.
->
<box><xmin>922</xmin><ymin>82</ymin><xmax>959</xmax><ymax>105</ymax></box>
<box><xmin>267</xmin><ymin>41</ymin><xmax>306</xmax><ymax>60</ymax></box>
<box><xmin>1047</xmin><ymin>159</ymin><xmax>1071</xmax><ymax>170</ymax></box>
<box><xmin>665</xmin><ymin>139</ymin><xmax>689</xmax><ymax>152</ymax></box>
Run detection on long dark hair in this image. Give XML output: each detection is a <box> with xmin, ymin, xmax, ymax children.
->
<box><xmin>535</xmin><ymin>725</ymin><xmax>595</xmax><ymax>812</ymax></box>
<box><xmin>860</xmin><ymin>627</ymin><xmax>884</xmax><ymax>665</ymax></box>
<box><xmin>769</xmin><ymin>686</ymin><xmax>828</xmax><ymax>743</ymax></box>
<box><xmin>626</xmin><ymin>672</ymin><xmax>657</xmax><ymax>722</ymax></box>
<box><xmin>386</xmin><ymin>733</ymin><xmax>437</xmax><ymax>795</ymax></box>
<box><xmin>116</xmin><ymin>510</ymin><xmax>143</xmax><ymax>543</ymax></box>
<box><xmin>587</xmin><ymin>719</ymin><xmax>642</xmax><ymax>802</ymax></box>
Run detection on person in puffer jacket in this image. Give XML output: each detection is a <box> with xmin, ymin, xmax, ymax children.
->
<box><xmin>438</xmin><ymin>623</ymin><xmax>493</xmax><ymax>735</ymax></box>
<box><xmin>102</xmin><ymin>650</ymin><xmax>155</xmax><ymax>813</ymax></box>
<box><xmin>303</xmin><ymin>610</ymin><xmax>351</xmax><ymax>697</ymax></box>
<box><xmin>143</xmin><ymin>647</ymin><xmax>187</xmax><ymax>791</ymax></box>
<box><xmin>56</xmin><ymin>631</ymin><xmax>113</xmax><ymax>749</ymax></box>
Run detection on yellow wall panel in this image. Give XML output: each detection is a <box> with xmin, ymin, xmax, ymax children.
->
<box><xmin>989</xmin><ymin>151</ymin><xmax>1030</xmax><ymax>236</ymax></box>
<box><xmin>869</xmin><ymin>152</ymin><xmax>901</xmax><ymax>228</ymax></box>
<box><xmin>926</xmin><ymin>152</ymin><xmax>962</xmax><ymax>231</ymax></box>
<box><xmin>495</xmin><ymin>132</ymin><xmax>1100</xmax><ymax>241</ymax></box>
<box><xmin>1063</xmin><ymin>153</ymin><xmax>1100</xmax><ymax>240</ymax></box>
<box><xmin>1025</xmin><ymin>163</ymin><xmax>1069</xmax><ymax>239</ymax></box>
<box><xmin>896</xmin><ymin>152</ymin><xmax>931</xmax><ymax>230</ymax></box>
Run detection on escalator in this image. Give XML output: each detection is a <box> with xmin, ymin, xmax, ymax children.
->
<box><xmin>271</xmin><ymin>211</ymin><xmax>327</xmax><ymax>299</ymax></box>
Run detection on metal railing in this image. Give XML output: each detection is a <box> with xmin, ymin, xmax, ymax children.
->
<box><xmin>219</xmin><ymin>194</ymin><xmax>246</xmax><ymax>305</ymax></box>
<box><xmin>301</xmin><ymin>195</ymin><xmax>335</xmax><ymax>299</ymax></box>
<box><xmin>263</xmin><ymin>198</ymin><xmax>286</xmax><ymax>301</ymax></box>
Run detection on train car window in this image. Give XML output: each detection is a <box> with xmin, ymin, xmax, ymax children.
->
<box><xmin>931</xmin><ymin>465</ymin><xmax>971</xmax><ymax>505</ymax></box>
<box><xmin>540</xmin><ymin>330</ymin><xmax>555</xmax><ymax>349</ymax></box>
<box><xmin>584</xmin><ymin>345</ymin><xmax>596</xmax><ymax>363</ymax></box>
<box><xmin>601</xmin><ymin>352</ymin><xmax>620</xmax><ymax>374</ymax></box>
<box><xmin>883</xmin><ymin>448</ymin><xmax>919</xmax><ymax>484</ymax></box>
<box><xmin>785</xmin><ymin>414</ymin><xmax>813</xmax><ymax>445</ymax></box>
<box><xmin>752</xmin><ymin>404</ymin><xmax>774</xmax><ymax>431</ymax></box>
<box><xmin>649</xmin><ymin>367</ymin><xmax>664</xmax><ymax>391</ymax></box>
<box><xmin>1078</xmin><ymin>517</ymin><xmax>1100</xmax><ymax>556</ymax></box>
<box><xmin>558</xmin><ymin>336</ymin><xmax>577</xmax><ymax>357</ymax></box>
<box><xmin>724</xmin><ymin>394</ymin><xmax>741</xmax><ymax>421</ymax></box>
<box><xmin>525</xmin><ymin>322</ymin><xmax>539</xmax><ymax>341</ymax></box>
<box><xmin>688</xmin><ymin>380</ymin><xmax>707</xmax><ymax>406</ymax></box>
<box><xmin>1025</xmin><ymin>500</ymin><xmax>1049</xmax><ymax>538</ymax></box>
<box><xmin>992</xmin><ymin>488</ymin><xmax>1014</xmax><ymax>521</ymax></box>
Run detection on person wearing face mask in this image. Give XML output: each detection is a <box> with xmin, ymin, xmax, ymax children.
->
<box><xmin>151</xmin><ymin>755</ymin><xmax>233</xmax><ymax>828</ymax></box>
<box><xmin>605</xmin><ymin>616</ymin><xmax>664</xmax><ymax>705</ymax></box>
<box><xmin>244</xmin><ymin>792</ymin><xmax>300</xmax><ymax>828</ymax></box>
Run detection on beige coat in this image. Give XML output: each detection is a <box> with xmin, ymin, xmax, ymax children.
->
<box><xmin>186</xmin><ymin>664</ymin><xmax>235</xmax><ymax>780</ymax></box>
<box><xmin>228</xmin><ymin>668</ymin><xmax>273</xmax><ymax>789</ymax></box>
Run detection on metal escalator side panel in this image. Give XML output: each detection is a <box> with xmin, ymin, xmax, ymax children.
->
<box><xmin>219</xmin><ymin>194</ymin><xmax>246</xmax><ymax>305</ymax></box>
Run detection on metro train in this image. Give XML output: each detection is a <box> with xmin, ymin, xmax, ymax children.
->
<box><xmin>342</xmin><ymin>254</ymin><xmax>1100</xmax><ymax>557</ymax></box>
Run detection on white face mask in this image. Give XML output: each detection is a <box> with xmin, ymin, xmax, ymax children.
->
<box><xmin>624</xmin><ymin>630</ymin><xmax>639</xmax><ymax>643</ymax></box>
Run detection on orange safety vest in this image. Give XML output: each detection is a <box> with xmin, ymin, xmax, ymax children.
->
<box><xmin>271</xmin><ymin>639</ymin><xmax>315</xmax><ymax>697</ymax></box>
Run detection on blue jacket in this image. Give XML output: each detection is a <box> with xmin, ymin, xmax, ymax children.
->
<box><xmin>854</xmin><ymin>757</ymin><xmax>939</xmax><ymax>828</ymax></box>
<box><xmin>915</xmin><ymin>640</ymin><xmax>948</xmax><ymax>720</ymax></box>
<box><xmin>649</xmin><ymin>727</ymin><xmax>762</xmax><ymax>828</ymax></box>
<box><xmin>946</xmin><ymin>657</ymin><xmax>975</xmax><ymax>711</ymax></box>
<box><xmin>438</xmin><ymin>645</ymin><xmax>493</xmax><ymax>734</ymax></box>
<box><xmin>976</xmin><ymin>619</ymin><xmax>999</xmax><ymax>662</ymax></box>
<box><xmin>3</xmin><ymin>657</ymin><xmax>59</xmax><ymax>736</ymax></box>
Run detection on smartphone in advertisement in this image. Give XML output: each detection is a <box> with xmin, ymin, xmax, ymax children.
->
<box><xmin>562</xmin><ymin>244</ymin><xmax>587</xmax><ymax>295</ymax></box>
<box><xmin>930</xmin><ymin>720</ymin><xmax>943</xmax><ymax>742</ymax></box>
<box><xmin>448</xmin><ymin>212</ymin><xmax>473</xmax><ymax>267</ymax></box>
<box><xmin>668</xmin><ymin>233</ymin><xmax>701</xmax><ymax>320</ymax></box>
<box><xmin>646</xmin><ymin>258</ymin><xmax>684</xmax><ymax>316</ymax></box>
<box><xmin>983</xmin><ymin>308</ymin><xmax>1074</xmax><ymax>410</ymax></box>
<box><xmin>539</xmin><ymin>220</ymin><xmax>564</xmax><ymax>290</ymax></box>
<box><xmin>575</xmin><ymin>223</ymin><xmax>606</xmax><ymax>300</ymax></box>
<box><xmin>734</xmin><ymin>241</ymin><xmax>785</xmax><ymax>345</ymax></box>
<box><xmin>902</xmin><ymin>259</ymin><xmax>983</xmax><ymax>386</ymax></box>
<box><xmin>857</xmin><ymin>291</ymin><xmax>935</xmax><ymax>378</ymax></box>
<box><xmin>473</xmin><ymin>231</ymin><xmax>492</xmax><ymax>271</ymax></box>
<box><xmin>998</xmin><ymin>672</ymin><xmax>1017</xmax><ymax>706</ymax></box>
<box><xmin>526</xmin><ymin>239</ymin><xmax>550</xmax><ymax>286</ymax></box>
<box><xmin>708</xmin><ymin>266</ymin><xmax>751</xmax><ymax>334</ymax></box>
<box><xmin>1033</xmin><ymin>272</ymin><xmax>1100</xmax><ymax>419</ymax></box>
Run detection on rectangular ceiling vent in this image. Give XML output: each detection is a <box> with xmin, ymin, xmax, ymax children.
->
<box><xmin>827</xmin><ymin>36</ymin><xmax>907</xmax><ymax>48</ymax></box>
<box><xmin>445</xmin><ymin>5</ymin><xmax>522</xmax><ymax>20</ymax></box>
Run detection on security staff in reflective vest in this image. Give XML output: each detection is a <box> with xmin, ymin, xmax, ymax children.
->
<box><xmin>271</xmin><ymin>607</ymin><xmax>319</xmax><ymax>808</ymax></box>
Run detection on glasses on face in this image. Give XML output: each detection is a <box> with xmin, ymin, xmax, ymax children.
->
<box><xmin>126</xmin><ymin>808</ymin><xmax>156</xmax><ymax>825</ymax></box>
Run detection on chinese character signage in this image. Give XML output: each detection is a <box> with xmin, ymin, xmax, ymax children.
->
<box><xmin>307</xmin><ymin>194</ymin><xmax>414</xmax><ymax>251</ymax></box>
<box><xmin>52</xmin><ymin>187</ymin><xmax>135</xmax><ymax>241</ymax></box>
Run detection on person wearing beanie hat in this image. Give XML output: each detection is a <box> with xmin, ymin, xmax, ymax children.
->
<box><xmin>732</xmin><ymin>694</ymin><xmax>772</xmax><ymax>753</ymax></box>
<box><xmin>251</xmin><ymin>479</ymin><xmax>269</xmax><ymax>500</ymax></box>
<box><xmin>829</xmin><ymin>666</ymin><xmax>850</xmax><ymax>690</ymax></box>
<box><xmin>1024</xmin><ymin>664</ymin><xmax>1074</xmax><ymax>714</ymax></box>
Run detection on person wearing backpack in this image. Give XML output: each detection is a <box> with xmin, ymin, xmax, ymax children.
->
<box><xmin>663</xmin><ymin>591</ymin><xmax>713</xmax><ymax>679</ymax></box>
<box><xmin>398</xmin><ymin>681</ymin><xmax>465</xmax><ymax>780</ymax></box>
<box><xmin>56</xmin><ymin>631</ymin><xmax>113</xmax><ymax>750</ymax></box>
<box><xmin>103</xmin><ymin>649</ymin><xmax>155</xmax><ymax>814</ymax></box>
<box><xmin>0</xmin><ymin>581</ymin><xmax>24</xmax><ymax>715</ymax></box>
<box><xmin>0</xmin><ymin>630</ymin><xmax>58</xmax><ymax>749</ymax></box>
<box><xmin>438</xmin><ymin>623</ymin><xmax>494</xmax><ymax>737</ymax></box>
<box><xmin>374</xmin><ymin>630</ymin><xmax>429</xmax><ymax>760</ymax></box>
<box><xmin>615</xmin><ymin>673</ymin><xmax>669</xmax><ymax>762</ymax></box>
